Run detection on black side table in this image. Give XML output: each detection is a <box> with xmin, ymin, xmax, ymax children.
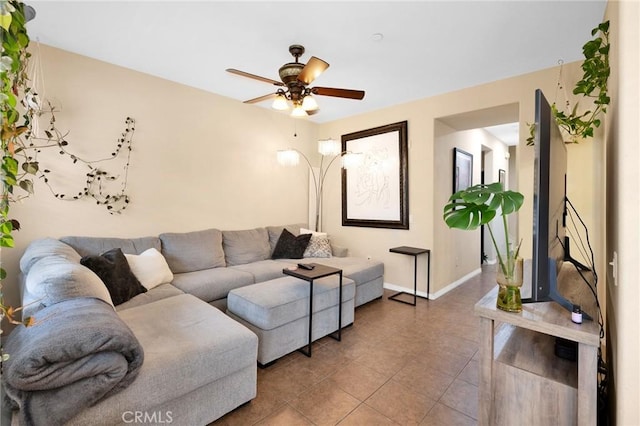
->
<box><xmin>283</xmin><ymin>263</ymin><xmax>343</xmax><ymax>357</ymax></box>
<box><xmin>388</xmin><ymin>246</ymin><xmax>431</xmax><ymax>306</ymax></box>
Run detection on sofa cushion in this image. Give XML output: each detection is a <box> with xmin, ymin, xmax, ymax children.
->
<box><xmin>20</xmin><ymin>238</ymin><xmax>81</xmax><ymax>275</ymax></box>
<box><xmin>171</xmin><ymin>268</ymin><xmax>254</xmax><ymax>303</ymax></box>
<box><xmin>159</xmin><ymin>229</ymin><xmax>225</xmax><ymax>273</ymax></box>
<box><xmin>271</xmin><ymin>229</ymin><xmax>311</xmax><ymax>259</ymax></box>
<box><xmin>116</xmin><ymin>284</ymin><xmax>184</xmax><ymax>312</ymax></box>
<box><xmin>81</xmin><ymin>248</ymin><xmax>147</xmax><ymax>306</ymax></box>
<box><xmin>266</xmin><ymin>223</ymin><xmax>307</xmax><ymax>254</ymax></box>
<box><xmin>227</xmin><ymin>275</ymin><xmax>355</xmax><ymax>330</ymax></box>
<box><xmin>230</xmin><ymin>260</ymin><xmax>296</xmax><ymax>283</ymax></box>
<box><xmin>60</xmin><ymin>236</ymin><xmax>161</xmax><ymax>257</ymax></box>
<box><xmin>313</xmin><ymin>257</ymin><xmax>384</xmax><ymax>285</ymax></box>
<box><xmin>222</xmin><ymin>228</ymin><xmax>271</xmax><ymax>266</ymax></box>
<box><xmin>23</xmin><ymin>256</ymin><xmax>114</xmax><ymax>318</ymax></box>
<box><xmin>124</xmin><ymin>248</ymin><xmax>174</xmax><ymax>290</ymax></box>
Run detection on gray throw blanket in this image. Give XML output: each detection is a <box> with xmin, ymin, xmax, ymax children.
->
<box><xmin>2</xmin><ymin>297</ymin><xmax>144</xmax><ymax>426</ymax></box>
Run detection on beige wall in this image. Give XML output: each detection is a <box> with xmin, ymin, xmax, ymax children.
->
<box><xmin>318</xmin><ymin>60</ymin><xmax>602</xmax><ymax>297</ymax></box>
<box><xmin>1</xmin><ymin>45</ymin><xmax>318</xmax><ymax>311</ymax></box>
<box><xmin>604</xmin><ymin>1</ymin><xmax>640</xmax><ymax>424</ymax></box>
<box><xmin>433</xmin><ymin>125</ymin><xmax>483</xmax><ymax>295</ymax></box>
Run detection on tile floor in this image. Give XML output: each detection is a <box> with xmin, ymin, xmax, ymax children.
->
<box><xmin>212</xmin><ymin>265</ymin><xmax>496</xmax><ymax>426</ymax></box>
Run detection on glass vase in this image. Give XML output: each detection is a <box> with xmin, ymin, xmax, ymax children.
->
<box><xmin>496</xmin><ymin>257</ymin><xmax>523</xmax><ymax>313</ymax></box>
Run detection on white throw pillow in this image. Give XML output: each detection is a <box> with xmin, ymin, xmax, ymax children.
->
<box><xmin>299</xmin><ymin>228</ymin><xmax>332</xmax><ymax>258</ymax></box>
<box><xmin>125</xmin><ymin>248</ymin><xmax>174</xmax><ymax>290</ymax></box>
<box><xmin>302</xmin><ymin>228</ymin><xmax>334</xmax><ymax>237</ymax></box>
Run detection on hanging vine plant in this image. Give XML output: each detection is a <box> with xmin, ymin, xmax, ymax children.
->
<box><xmin>2</xmin><ymin>0</ymin><xmax>136</xmax><ymax>338</ymax></box>
<box><xmin>527</xmin><ymin>20</ymin><xmax>610</xmax><ymax>145</ymax></box>
<box><xmin>1</xmin><ymin>0</ymin><xmax>34</xmax><ymax>331</ymax></box>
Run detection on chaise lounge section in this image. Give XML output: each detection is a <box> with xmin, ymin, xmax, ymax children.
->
<box><xmin>11</xmin><ymin>237</ymin><xmax>258</xmax><ymax>425</ymax></box>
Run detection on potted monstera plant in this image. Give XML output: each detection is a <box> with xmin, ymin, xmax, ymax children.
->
<box><xmin>443</xmin><ymin>182</ymin><xmax>525</xmax><ymax>312</ymax></box>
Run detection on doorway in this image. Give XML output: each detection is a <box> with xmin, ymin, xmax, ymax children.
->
<box><xmin>434</xmin><ymin>103</ymin><xmax>520</xmax><ymax>284</ymax></box>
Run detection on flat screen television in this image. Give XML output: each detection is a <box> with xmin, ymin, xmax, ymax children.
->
<box><xmin>523</xmin><ymin>89</ymin><xmax>591</xmax><ymax>320</ymax></box>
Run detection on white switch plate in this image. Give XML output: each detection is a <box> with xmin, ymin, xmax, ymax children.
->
<box><xmin>609</xmin><ymin>251</ymin><xmax>618</xmax><ymax>286</ymax></box>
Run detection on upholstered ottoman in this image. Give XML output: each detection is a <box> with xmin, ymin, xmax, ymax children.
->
<box><xmin>226</xmin><ymin>274</ymin><xmax>356</xmax><ymax>365</ymax></box>
<box><xmin>309</xmin><ymin>258</ymin><xmax>384</xmax><ymax>307</ymax></box>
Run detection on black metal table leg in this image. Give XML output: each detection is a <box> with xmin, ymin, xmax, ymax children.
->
<box><xmin>329</xmin><ymin>271</ymin><xmax>343</xmax><ymax>341</ymax></box>
<box><xmin>299</xmin><ymin>280</ymin><xmax>314</xmax><ymax>357</ymax></box>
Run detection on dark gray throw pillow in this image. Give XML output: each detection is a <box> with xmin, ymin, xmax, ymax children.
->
<box><xmin>80</xmin><ymin>248</ymin><xmax>147</xmax><ymax>305</ymax></box>
<box><xmin>271</xmin><ymin>229</ymin><xmax>312</xmax><ymax>259</ymax></box>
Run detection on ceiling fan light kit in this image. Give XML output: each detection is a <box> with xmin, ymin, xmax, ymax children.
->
<box><xmin>272</xmin><ymin>91</ymin><xmax>289</xmax><ymax>110</ymax></box>
<box><xmin>227</xmin><ymin>44</ymin><xmax>365</xmax><ymax>118</ymax></box>
<box><xmin>301</xmin><ymin>95</ymin><xmax>319</xmax><ymax>112</ymax></box>
<box><xmin>291</xmin><ymin>103</ymin><xmax>308</xmax><ymax>117</ymax></box>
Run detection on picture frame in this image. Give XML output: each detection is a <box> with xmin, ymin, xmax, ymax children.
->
<box><xmin>341</xmin><ymin>121</ymin><xmax>409</xmax><ymax>229</ymax></box>
<box><xmin>453</xmin><ymin>148</ymin><xmax>473</xmax><ymax>194</ymax></box>
<box><xmin>499</xmin><ymin>169</ymin><xmax>506</xmax><ymax>188</ymax></box>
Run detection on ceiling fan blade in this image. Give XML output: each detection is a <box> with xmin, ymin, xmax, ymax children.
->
<box><xmin>312</xmin><ymin>87</ymin><xmax>365</xmax><ymax>100</ymax></box>
<box><xmin>226</xmin><ymin>68</ymin><xmax>284</xmax><ymax>87</ymax></box>
<box><xmin>297</xmin><ymin>57</ymin><xmax>329</xmax><ymax>85</ymax></box>
<box><xmin>244</xmin><ymin>93</ymin><xmax>277</xmax><ymax>104</ymax></box>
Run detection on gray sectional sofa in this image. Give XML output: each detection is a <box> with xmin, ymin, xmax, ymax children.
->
<box><xmin>4</xmin><ymin>223</ymin><xmax>384</xmax><ymax>425</ymax></box>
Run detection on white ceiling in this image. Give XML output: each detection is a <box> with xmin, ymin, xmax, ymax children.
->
<box><xmin>26</xmin><ymin>1</ymin><xmax>606</xmax><ymax>124</ymax></box>
<box><xmin>484</xmin><ymin>122</ymin><xmax>520</xmax><ymax>146</ymax></box>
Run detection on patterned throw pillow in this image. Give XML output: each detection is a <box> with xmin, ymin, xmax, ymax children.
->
<box><xmin>300</xmin><ymin>228</ymin><xmax>332</xmax><ymax>258</ymax></box>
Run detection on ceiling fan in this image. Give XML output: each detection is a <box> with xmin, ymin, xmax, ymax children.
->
<box><xmin>226</xmin><ymin>44</ymin><xmax>365</xmax><ymax>117</ymax></box>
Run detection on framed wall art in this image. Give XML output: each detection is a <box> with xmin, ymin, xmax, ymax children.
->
<box><xmin>499</xmin><ymin>168</ymin><xmax>506</xmax><ymax>188</ymax></box>
<box><xmin>341</xmin><ymin>121</ymin><xmax>409</xmax><ymax>229</ymax></box>
<box><xmin>453</xmin><ymin>148</ymin><xmax>473</xmax><ymax>194</ymax></box>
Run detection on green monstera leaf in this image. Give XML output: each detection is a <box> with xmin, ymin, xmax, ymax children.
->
<box><xmin>443</xmin><ymin>183</ymin><xmax>524</xmax><ymax>231</ymax></box>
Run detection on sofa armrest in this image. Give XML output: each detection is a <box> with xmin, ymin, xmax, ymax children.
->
<box><xmin>330</xmin><ymin>244</ymin><xmax>349</xmax><ymax>257</ymax></box>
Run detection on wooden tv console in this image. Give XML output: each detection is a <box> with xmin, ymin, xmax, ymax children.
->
<box><xmin>475</xmin><ymin>263</ymin><xmax>600</xmax><ymax>426</ymax></box>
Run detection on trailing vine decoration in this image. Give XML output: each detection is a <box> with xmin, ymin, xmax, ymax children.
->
<box><xmin>527</xmin><ymin>20</ymin><xmax>610</xmax><ymax>145</ymax></box>
<box><xmin>1</xmin><ymin>0</ymin><xmax>33</xmax><ymax>332</ymax></box>
<box><xmin>2</xmin><ymin>1</ymin><xmax>136</xmax><ymax>343</ymax></box>
<box><xmin>20</xmin><ymin>100</ymin><xmax>135</xmax><ymax>214</ymax></box>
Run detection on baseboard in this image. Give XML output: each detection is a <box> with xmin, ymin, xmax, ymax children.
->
<box><xmin>384</xmin><ymin>267</ymin><xmax>483</xmax><ymax>301</ymax></box>
<box><xmin>432</xmin><ymin>268</ymin><xmax>482</xmax><ymax>298</ymax></box>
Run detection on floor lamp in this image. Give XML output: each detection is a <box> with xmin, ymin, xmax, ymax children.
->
<box><xmin>277</xmin><ymin>139</ymin><xmax>361</xmax><ymax>232</ymax></box>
